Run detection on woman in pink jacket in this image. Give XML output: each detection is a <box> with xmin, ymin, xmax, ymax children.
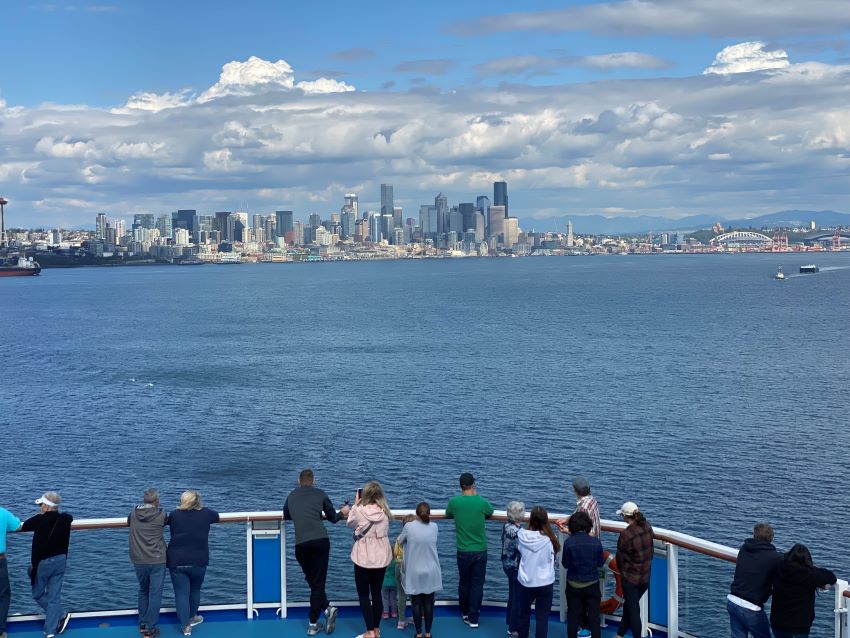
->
<box><xmin>348</xmin><ymin>481</ymin><xmax>393</xmax><ymax>638</ymax></box>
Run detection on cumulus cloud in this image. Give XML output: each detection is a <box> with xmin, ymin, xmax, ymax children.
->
<box><xmin>198</xmin><ymin>56</ymin><xmax>353</xmax><ymax>103</ymax></box>
<box><xmin>449</xmin><ymin>0</ymin><xmax>850</xmax><ymax>38</ymax></box>
<box><xmin>121</xmin><ymin>90</ymin><xmax>193</xmax><ymax>112</ymax></box>
<box><xmin>703</xmin><ymin>42</ymin><xmax>790</xmax><ymax>75</ymax></box>
<box><xmin>4</xmin><ymin>53</ymin><xmax>850</xmax><ymax>227</ymax></box>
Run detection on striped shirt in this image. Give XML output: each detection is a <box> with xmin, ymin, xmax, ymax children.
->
<box><xmin>576</xmin><ymin>495</ymin><xmax>601</xmax><ymax>539</ymax></box>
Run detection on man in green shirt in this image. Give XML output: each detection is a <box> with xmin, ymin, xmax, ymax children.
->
<box><xmin>445</xmin><ymin>472</ymin><xmax>494</xmax><ymax>629</ymax></box>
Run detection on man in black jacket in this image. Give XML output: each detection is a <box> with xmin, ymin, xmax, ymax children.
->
<box><xmin>727</xmin><ymin>523</ymin><xmax>782</xmax><ymax>638</ymax></box>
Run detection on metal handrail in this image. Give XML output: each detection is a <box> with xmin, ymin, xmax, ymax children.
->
<box><xmin>63</xmin><ymin>509</ymin><xmax>739</xmax><ymax>562</ymax></box>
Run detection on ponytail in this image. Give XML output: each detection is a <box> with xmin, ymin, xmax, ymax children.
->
<box><xmin>528</xmin><ymin>506</ymin><xmax>561</xmax><ymax>554</ymax></box>
<box><xmin>416</xmin><ymin>501</ymin><xmax>431</xmax><ymax>524</ymax></box>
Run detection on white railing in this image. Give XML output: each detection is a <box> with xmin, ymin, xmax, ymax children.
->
<box><xmin>12</xmin><ymin>509</ymin><xmax>843</xmax><ymax>638</ymax></box>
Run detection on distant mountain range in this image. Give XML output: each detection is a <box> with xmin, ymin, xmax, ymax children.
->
<box><xmin>559</xmin><ymin>210</ymin><xmax>850</xmax><ymax>235</ymax></box>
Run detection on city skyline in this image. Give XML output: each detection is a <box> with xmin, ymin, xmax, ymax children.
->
<box><xmin>1</xmin><ymin>2</ymin><xmax>850</xmax><ymax>228</ymax></box>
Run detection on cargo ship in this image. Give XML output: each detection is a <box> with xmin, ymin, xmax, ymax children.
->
<box><xmin>0</xmin><ymin>255</ymin><xmax>41</xmax><ymax>276</ymax></box>
<box><xmin>799</xmin><ymin>264</ymin><xmax>819</xmax><ymax>273</ymax></box>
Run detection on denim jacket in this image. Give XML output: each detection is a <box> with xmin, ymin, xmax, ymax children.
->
<box><xmin>501</xmin><ymin>522</ymin><xmax>521</xmax><ymax>575</ymax></box>
<box><xmin>561</xmin><ymin>531</ymin><xmax>604</xmax><ymax>582</ymax></box>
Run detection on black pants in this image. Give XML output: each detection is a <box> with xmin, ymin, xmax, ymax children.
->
<box><xmin>295</xmin><ymin>538</ymin><xmax>331</xmax><ymax>623</ymax></box>
<box><xmin>617</xmin><ymin>581</ymin><xmax>648</xmax><ymax>637</ymax></box>
<box><xmin>410</xmin><ymin>593</ymin><xmax>436</xmax><ymax>635</ymax></box>
<box><xmin>565</xmin><ymin>582</ymin><xmax>601</xmax><ymax>638</ymax></box>
<box><xmin>354</xmin><ymin>564</ymin><xmax>387</xmax><ymax>631</ymax></box>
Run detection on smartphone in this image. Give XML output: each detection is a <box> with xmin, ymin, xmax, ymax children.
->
<box><xmin>357</xmin><ymin>488</ymin><xmax>363</xmax><ymax>500</ymax></box>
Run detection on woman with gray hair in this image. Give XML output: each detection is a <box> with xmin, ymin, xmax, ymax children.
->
<box><xmin>501</xmin><ymin>501</ymin><xmax>525</xmax><ymax>636</ymax></box>
<box><xmin>167</xmin><ymin>490</ymin><xmax>219</xmax><ymax>637</ymax></box>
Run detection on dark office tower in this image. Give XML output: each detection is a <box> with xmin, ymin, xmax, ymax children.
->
<box><xmin>393</xmin><ymin>206</ymin><xmax>402</xmax><ymax>230</ymax></box>
<box><xmin>275</xmin><ymin>211</ymin><xmax>293</xmax><ymax>237</ymax></box>
<box><xmin>494</xmin><ymin>181</ymin><xmax>508</xmax><ymax>218</ymax></box>
<box><xmin>309</xmin><ymin>213</ymin><xmax>322</xmax><ymax>229</ymax></box>
<box><xmin>435</xmin><ymin>193</ymin><xmax>448</xmax><ymax>235</ymax></box>
<box><xmin>213</xmin><ymin>212</ymin><xmax>230</xmax><ymax>235</ymax></box>
<box><xmin>173</xmin><ymin>209</ymin><xmax>198</xmax><ymax>233</ymax></box>
<box><xmin>459</xmin><ymin>203</ymin><xmax>476</xmax><ymax>233</ymax></box>
<box><xmin>381</xmin><ymin>184</ymin><xmax>394</xmax><ymax>217</ymax></box>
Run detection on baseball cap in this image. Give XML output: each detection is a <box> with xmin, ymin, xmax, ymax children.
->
<box><xmin>617</xmin><ymin>501</ymin><xmax>639</xmax><ymax>517</ymax></box>
<box><xmin>572</xmin><ymin>476</ymin><xmax>590</xmax><ymax>492</ymax></box>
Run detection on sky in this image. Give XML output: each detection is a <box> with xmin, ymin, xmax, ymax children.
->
<box><xmin>1</xmin><ymin>0</ymin><xmax>850</xmax><ymax>230</ymax></box>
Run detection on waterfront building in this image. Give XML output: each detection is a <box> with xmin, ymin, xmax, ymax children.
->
<box><xmin>276</xmin><ymin>211</ymin><xmax>293</xmax><ymax>238</ymax></box>
<box><xmin>494</xmin><ymin>181</ymin><xmax>508</xmax><ymax>218</ymax></box>
<box><xmin>96</xmin><ymin>213</ymin><xmax>108</xmax><ymax>240</ymax></box>
<box><xmin>393</xmin><ymin>206</ymin><xmax>403</xmax><ymax>231</ymax></box>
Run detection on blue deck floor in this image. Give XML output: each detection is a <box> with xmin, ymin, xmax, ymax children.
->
<box><xmin>7</xmin><ymin>606</ymin><xmax>637</xmax><ymax>638</ymax></box>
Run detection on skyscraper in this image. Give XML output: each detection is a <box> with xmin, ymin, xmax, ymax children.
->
<box><xmin>393</xmin><ymin>206</ymin><xmax>402</xmax><ymax>230</ymax></box>
<box><xmin>173</xmin><ymin>209</ymin><xmax>197</xmax><ymax>234</ymax></box>
<box><xmin>275</xmin><ymin>211</ymin><xmax>293</xmax><ymax>238</ymax></box>
<box><xmin>459</xmin><ymin>203</ymin><xmax>476</xmax><ymax>233</ymax></box>
<box><xmin>133</xmin><ymin>213</ymin><xmax>155</xmax><ymax>229</ymax></box>
<box><xmin>476</xmin><ymin>195</ymin><xmax>490</xmax><ymax>215</ymax></box>
<box><xmin>156</xmin><ymin>214</ymin><xmax>172</xmax><ymax>239</ymax></box>
<box><xmin>343</xmin><ymin>193</ymin><xmax>359</xmax><ymax>217</ymax></box>
<box><xmin>435</xmin><ymin>193</ymin><xmax>448</xmax><ymax>235</ymax></box>
<box><xmin>380</xmin><ymin>184</ymin><xmax>394</xmax><ymax>218</ymax></box>
<box><xmin>567</xmin><ymin>220</ymin><xmax>574</xmax><ymax>247</ymax></box>
<box><xmin>95</xmin><ymin>213</ymin><xmax>108</xmax><ymax>240</ymax></box>
<box><xmin>493</xmin><ymin>181</ymin><xmax>508</xmax><ymax>218</ymax></box>
<box><xmin>487</xmin><ymin>205</ymin><xmax>505</xmax><ymax>241</ymax></box>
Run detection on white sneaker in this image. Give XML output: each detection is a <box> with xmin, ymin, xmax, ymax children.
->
<box><xmin>325</xmin><ymin>606</ymin><xmax>339</xmax><ymax>634</ymax></box>
<box><xmin>189</xmin><ymin>616</ymin><xmax>204</xmax><ymax>627</ymax></box>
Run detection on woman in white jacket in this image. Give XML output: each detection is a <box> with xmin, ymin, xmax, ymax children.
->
<box><xmin>516</xmin><ymin>506</ymin><xmax>560</xmax><ymax>638</ymax></box>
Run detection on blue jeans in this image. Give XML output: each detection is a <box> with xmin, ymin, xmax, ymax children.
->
<box><xmin>32</xmin><ymin>554</ymin><xmax>66</xmax><ymax>636</ymax></box>
<box><xmin>517</xmin><ymin>582</ymin><xmax>553</xmax><ymax>638</ymax></box>
<box><xmin>771</xmin><ymin>631</ymin><xmax>808</xmax><ymax>638</ymax></box>
<box><xmin>135</xmin><ymin>563</ymin><xmax>166</xmax><ymax>630</ymax></box>
<box><xmin>170</xmin><ymin>565</ymin><xmax>206</xmax><ymax>630</ymax></box>
<box><xmin>457</xmin><ymin>551</ymin><xmax>487</xmax><ymax>623</ymax></box>
<box><xmin>0</xmin><ymin>557</ymin><xmax>10</xmax><ymax>633</ymax></box>
<box><xmin>728</xmin><ymin>599</ymin><xmax>771</xmax><ymax>638</ymax></box>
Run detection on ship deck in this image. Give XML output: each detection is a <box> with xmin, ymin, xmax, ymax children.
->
<box><xmin>7</xmin><ymin>605</ymin><xmax>642</xmax><ymax>638</ymax></box>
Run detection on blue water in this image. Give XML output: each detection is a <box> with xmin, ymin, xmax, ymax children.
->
<box><xmin>2</xmin><ymin>254</ymin><xmax>849</xmax><ymax>637</ymax></box>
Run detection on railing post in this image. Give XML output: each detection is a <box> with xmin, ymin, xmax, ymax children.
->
<box><xmin>835</xmin><ymin>579</ymin><xmax>848</xmax><ymax>638</ymax></box>
<box><xmin>280</xmin><ymin>519</ymin><xmax>288</xmax><ymax>618</ymax></box>
<box><xmin>558</xmin><ymin>531</ymin><xmax>567</xmax><ymax>623</ymax></box>
<box><xmin>246</xmin><ymin>522</ymin><xmax>254</xmax><ymax>619</ymax></box>
<box><xmin>666</xmin><ymin>543</ymin><xmax>678</xmax><ymax>638</ymax></box>
<box><xmin>640</xmin><ymin>588</ymin><xmax>649</xmax><ymax>637</ymax></box>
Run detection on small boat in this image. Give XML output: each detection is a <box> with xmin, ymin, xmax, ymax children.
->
<box><xmin>774</xmin><ymin>265</ymin><xmax>785</xmax><ymax>280</ymax></box>
<box><xmin>799</xmin><ymin>264</ymin><xmax>819</xmax><ymax>273</ymax></box>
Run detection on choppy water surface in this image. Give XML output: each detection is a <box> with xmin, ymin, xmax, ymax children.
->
<box><xmin>2</xmin><ymin>254</ymin><xmax>849</xmax><ymax>637</ymax></box>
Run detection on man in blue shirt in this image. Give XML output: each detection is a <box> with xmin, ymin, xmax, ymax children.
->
<box><xmin>1</xmin><ymin>504</ymin><xmax>23</xmax><ymax>638</ymax></box>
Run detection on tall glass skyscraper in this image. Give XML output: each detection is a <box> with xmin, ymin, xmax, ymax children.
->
<box><xmin>380</xmin><ymin>184</ymin><xmax>394</xmax><ymax>218</ymax></box>
<box><xmin>493</xmin><ymin>182</ymin><xmax>508</xmax><ymax>218</ymax></box>
<box><xmin>275</xmin><ymin>210</ymin><xmax>293</xmax><ymax>237</ymax></box>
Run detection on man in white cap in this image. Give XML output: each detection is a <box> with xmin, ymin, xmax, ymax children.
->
<box><xmin>22</xmin><ymin>492</ymin><xmax>73</xmax><ymax>638</ymax></box>
<box><xmin>0</xmin><ymin>503</ymin><xmax>23</xmax><ymax>638</ymax></box>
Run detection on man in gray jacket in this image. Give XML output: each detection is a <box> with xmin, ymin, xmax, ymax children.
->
<box><xmin>129</xmin><ymin>488</ymin><xmax>168</xmax><ymax>638</ymax></box>
<box><xmin>284</xmin><ymin>469</ymin><xmax>349</xmax><ymax>636</ymax></box>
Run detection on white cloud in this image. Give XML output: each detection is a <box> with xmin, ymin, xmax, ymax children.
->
<box><xmin>119</xmin><ymin>90</ymin><xmax>193</xmax><ymax>113</ymax></box>
<box><xmin>703</xmin><ymin>41</ymin><xmax>790</xmax><ymax>75</ymax></box>
<box><xmin>198</xmin><ymin>56</ymin><xmax>352</xmax><ymax>103</ymax></box>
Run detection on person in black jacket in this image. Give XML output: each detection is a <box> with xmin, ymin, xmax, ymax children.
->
<box><xmin>561</xmin><ymin>511</ymin><xmax>604</xmax><ymax>638</ymax></box>
<box><xmin>727</xmin><ymin>523</ymin><xmax>782</xmax><ymax>638</ymax></box>
<box><xmin>770</xmin><ymin>544</ymin><xmax>836</xmax><ymax>638</ymax></box>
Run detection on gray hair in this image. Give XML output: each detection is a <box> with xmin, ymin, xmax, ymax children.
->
<box><xmin>143</xmin><ymin>488</ymin><xmax>159</xmax><ymax>505</ymax></box>
<box><xmin>506</xmin><ymin>500</ymin><xmax>525</xmax><ymax>522</ymax></box>
<box><xmin>43</xmin><ymin>491</ymin><xmax>62</xmax><ymax>509</ymax></box>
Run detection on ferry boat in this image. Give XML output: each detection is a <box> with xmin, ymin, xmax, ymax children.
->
<box><xmin>799</xmin><ymin>264</ymin><xmax>819</xmax><ymax>273</ymax></box>
<box><xmin>774</xmin><ymin>265</ymin><xmax>785</xmax><ymax>280</ymax></box>
<box><xmin>0</xmin><ymin>255</ymin><xmax>41</xmax><ymax>276</ymax></box>
<box><xmin>6</xmin><ymin>509</ymin><xmax>849</xmax><ymax>638</ymax></box>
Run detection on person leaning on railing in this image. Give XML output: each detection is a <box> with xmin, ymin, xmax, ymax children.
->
<box><xmin>0</xmin><ymin>503</ymin><xmax>23</xmax><ymax>638</ymax></box>
<box><xmin>500</xmin><ymin>501</ymin><xmax>525</xmax><ymax>637</ymax></box>
<box><xmin>166</xmin><ymin>490</ymin><xmax>219</xmax><ymax>637</ymax></box>
<box><xmin>613</xmin><ymin>502</ymin><xmax>653</xmax><ymax>638</ymax></box>
<box><xmin>561</xmin><ymin>510</ymin><xmax>604</xmax><ymax>638</ymax></box>
<box><xmin>769</xmin><ymin>543</ymin><xmax>836</xmax><ymax>638</ymax></box>
<box><xmin>727</xmin><ymin>523</ymin><xmax>782</xmax><ymax>638</ymax></box>
<box><xmin>128</xmin><ymin>488</ymin><xmax>168</xmax><ymax>638</ymax></box>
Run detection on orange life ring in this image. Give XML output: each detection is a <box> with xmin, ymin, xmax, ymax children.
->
<box><xmin>600</xmin><ymin>551</ymin><xmax>624</xmax><ymax>615</ymax></box>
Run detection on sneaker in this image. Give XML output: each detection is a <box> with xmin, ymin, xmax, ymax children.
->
<box><xmin>307</xmin><ymin>623</ymin><xmax>324</xmax><ymax>636</ymax></box>
<box><xmin>462</xmin><ymin>616</ymin><xmax>470</xmax><ymax>625</ymax></box>
<box><xmin>468</xmin><ymin>622</ymin><xmax>479</xmax><ymax>629</ymax></box>
<box><xmin>325</xmin><ymin>606</ymin><xmax>339</xmax><ymax>634</ymax></box>
<box><xmin>45</xmin><ymin>634</ymin><xmax>56</xmax><ymax>638</ymax></box>
<box><xmin>390</xmin><ymin>612</ymin><xmax>398</xmax><ymax>619</ymax></box>
<box><xmin>396</xmin><ymin>621</ymin><xmax>406</xmax><ymax>630</ymax></box>
<box><xmin>56</xmin><ymin>613</ymin><xmax>71</xmax><ymax>635</ymax></box>
<box><xmin>189</xmin><ymin>616</ymin><xmax>204</xmax><ymax>627</ymax></box>
<box><xmin>382</xmin><ymin>612</ymin><xmax>390</xmax><ymax>620</ymax></box>
<box><xmin>182</xmin><ymin>627</ymin><xmax>192</xmax><ymax>637</ymax></box>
